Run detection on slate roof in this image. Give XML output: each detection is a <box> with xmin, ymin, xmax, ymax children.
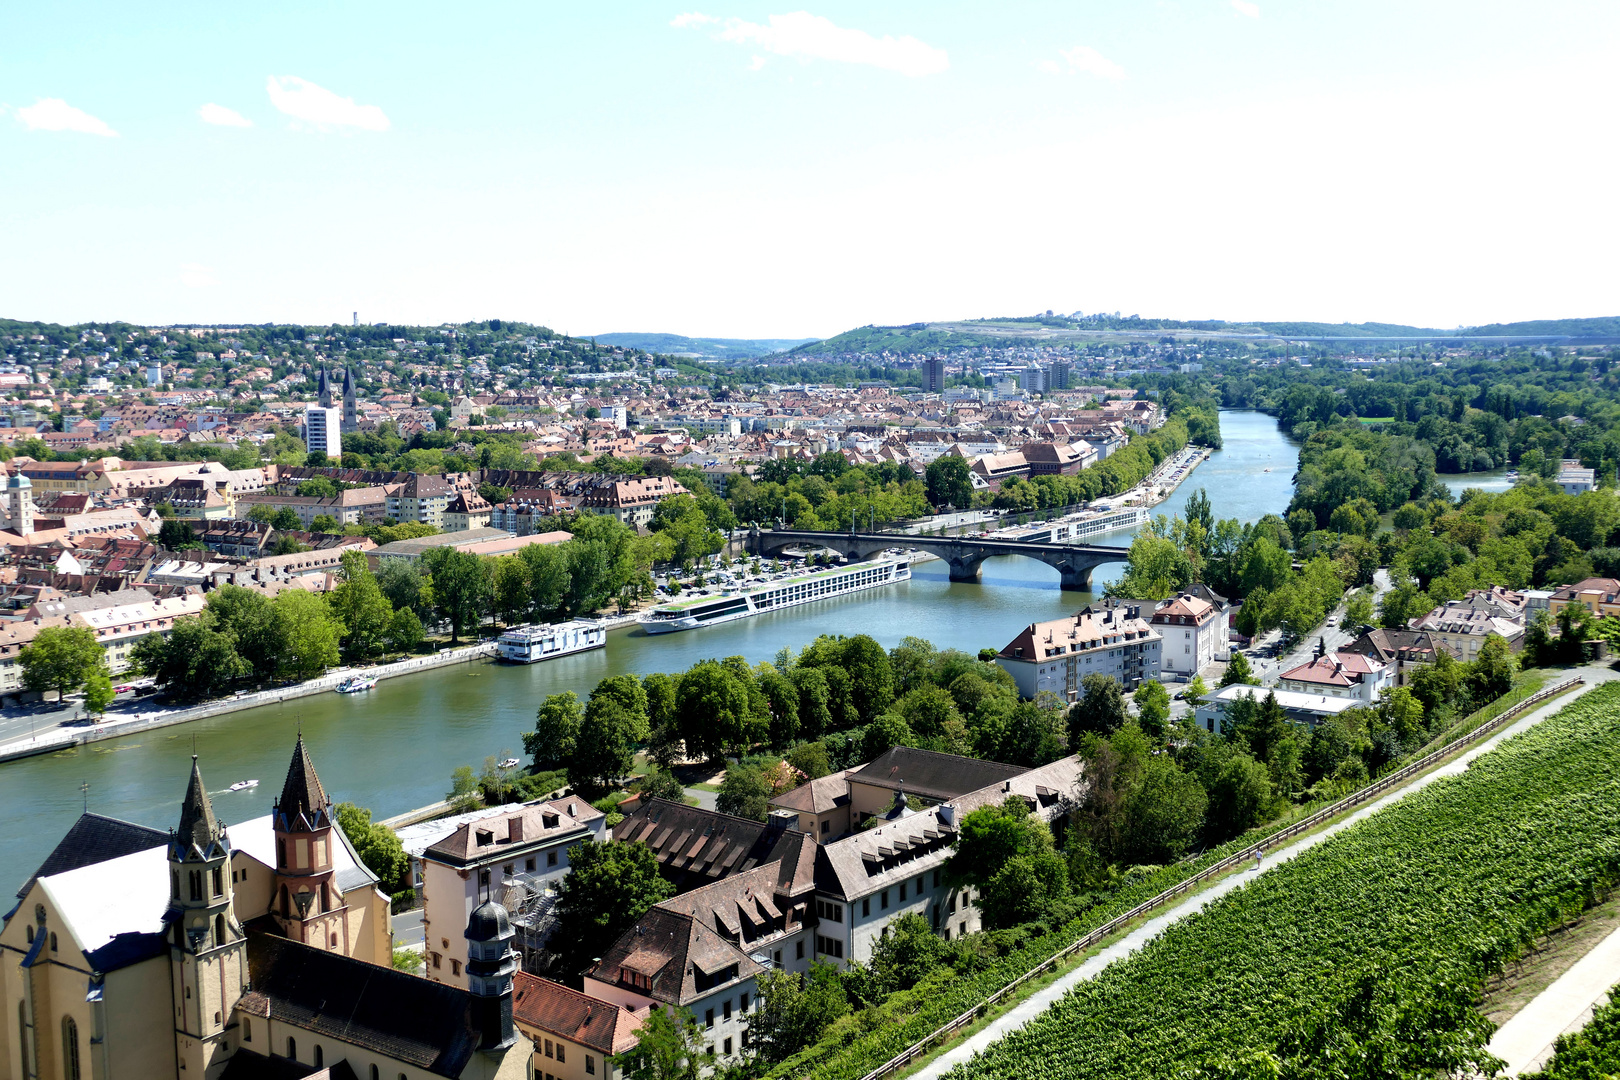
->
<box><xmin>770</xmin><ymin>770</ymin><xmax>853</xmax><ymax>814</ymax></box>
<box><xmin>175</xmin><ymin>755</ymin><xmax>223</xmax><ymax>858</ymax></box>
<box><xmin>848</xmin><ymin>746</ymin><xmax>1024</xmax><ymax>802</ymax></box>
<box><xmin>612</xmin><ymin>799</ymin><xmax>810</xmax><ymax>892</ymax></box>
<box><xmin>275</xmin><ymin>735</ymin><xmax>331</xmax><ymax>831</ymax></box>
<box><xmin>511</xmin><ymin>973</ymin><xmax>646</xmax><ymax>1055</ymax></box>
<box><xmin>587</xmin><ymin>905</ymin><xmax>762</xmax><ymax>1008</ymax></box>
<box><xmin>239</xmin><ymin>935</ymin><xmax>481</xmax><ymax>1078</ymax></box>
<box><xmin>423</xmin><ymin>798</ymin><xmax>603</xmax><ymax>868</ymax></box>
<box><xmin>15</xmin><ymin>812</ymin><xmax>166</xmax><ymax>899</ymax></box>
<box><xmin>219</xmin><ymin>1051</ymin><xmax>358</xmax><ymax>1080</ymax></box>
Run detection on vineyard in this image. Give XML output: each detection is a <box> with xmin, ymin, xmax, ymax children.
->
<box><xmin>1523</xmin><ymin>981</ymin><xmax>1620</xmax><ymax>1080</ymax></box>
<box><xmin>942</xmin><ymin>682</ymin><xmax>1620</xmax><ymax>1080</ymax></box>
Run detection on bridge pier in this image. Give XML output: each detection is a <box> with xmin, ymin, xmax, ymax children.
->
<box><xmin>1058</xmin><ymin>564</ymin><xmax>1094</xmax><ymax>591</ymax></box>
<box><xmin>946</xmin><ymin>554</ymin><xmax>986</xmax><ymax>583</ymax></box>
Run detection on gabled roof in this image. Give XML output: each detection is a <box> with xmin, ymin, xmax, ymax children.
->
<box><xmin>612</xmin><ymin>799</ymin><xmax>808</xmax><ymax>891</ymax></box>
<box><xmin>16</xmin><ymin>812</ymin><xmax>166</xmax><ymax>899</ymax></box>
<box><xmin>512</xmin><ymin>973</ymin><xmax>647</xmax><ymax>1055</ymax></box>
<box><xmin>423</xmin><ymin>798</ymin><xmax>603</xmax><ymax>867</ymax></box>
<box><xmin>848</xmin><ymin>746</ymin><xmax>1024</xmax><ymax>802</ymax></box>
<box><xmin>238</xmin><ymin>934</ymin><xmax>482</xmax><ymax>1077</ymax></box>
<box><xmin>770</xmin><ymin>769</ymin><xmax>853</xmax><ymax>814</ymax></box>
<box><xmin>587</xmin><ymin>905</ymin><xmax>761</xmax><ymax>1008</ymax></box>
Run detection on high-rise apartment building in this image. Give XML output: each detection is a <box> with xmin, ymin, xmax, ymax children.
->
<box><xmin>304</xmin><ymin>405</ymin><xmax>342</xmax><ymax>459</ymax></box>
<box><xmin>925</xmin><ymin>356</ymin><xmax>947</xmax><ymax>393</ymax></box>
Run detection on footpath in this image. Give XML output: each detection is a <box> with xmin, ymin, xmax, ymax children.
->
<box><xmin>907</xmin><ymin>667</ymin><xmax>1618</xmax><ymax>1080</ymax></box>
<box><xmin>1489</xmin><ymin>919</ymin><xmax>1620</xmax><ymax>1074</ymax></box>
<box><xmin>0</xmin><ymin>641</ymin><xmax>497</xmax><ymax>765</ymax></box>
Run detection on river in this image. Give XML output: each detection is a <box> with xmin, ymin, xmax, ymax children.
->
<box><xmin>0</xmin><ymin>410</ymin><xmax>1298</xmax><ymax>895</ymax></box>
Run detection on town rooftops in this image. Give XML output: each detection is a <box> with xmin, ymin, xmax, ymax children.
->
<box><xmin>511</xmin><ymin>972</ymin><xmax>647</xmax><ymax>1055</ymax></box>
<box><xmin>1150</xmin><ymin>593</ymin><xmax>1216</xmax><ymax>624</ymax></box>
<box><xmin>1278</xmin><ymin>651</ymin><xmax>1383</xmax><ymax>688</ymax></box>
<box><xmin>371</xmin><ymin>527</ymin><xmax>512</xmax><ymax>558</ymax></box>
<box><xmin>999</xmin><ymin>604</ymin><xmax>1157</xmax><ymax>662</ymax></box>
<box><xmin>587</xmin><ymin>904</ymin><xmax>762</xmax><ymax>1008</ymax></box>
<box><xmin>770</xmin><ymin>769</ymin><xmax>853</xmax><ymax>814</ymax></box>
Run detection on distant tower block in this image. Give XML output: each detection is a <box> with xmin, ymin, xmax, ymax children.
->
<box><xmin>352</xmin><ymin>311</ymin><xmax>358</xmax><ymax>326</ymax></box>
<box><xmin>7</xmin><ymin>472</ymin><xmax>32</xmax><ymax>536</ymax></box>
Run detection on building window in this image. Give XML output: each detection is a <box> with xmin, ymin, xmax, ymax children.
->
<box><xmin>545</xmin><ymin>1039</ymin><xmax>553</xmax><ymax>1058</ymax></box>
<box><xmin>917</xmin><ymin>875</ymin><xmax>925</xmax><ymax>894</ymax></box>
<box><xmin>62</xmin><ymin>1016</ymin><xmax>80</xmax><ymax>1080</ymax></box>
<box><xmin>288</xmin><ymin>1036</ymin><xmax>297</xmax><ymax>1060</ymax></box>
<box><xmin>586</xmin><ymin>1056</ymin><xmax>596</xmax><ymax>1075</ymax></box>
<box><xmin>815</xmin><ymin>935</ymin><xmax>845</xmax><ymax>959</ymax></box>
<box><xmin>723</xmin><ymin>1000</ymin><xmax>732</xmax><ymax>1022</ymax></box>
<box><xmin>556</xmin><ymin>1043</ymin><xmax>565</xmax><ymax>1063</ymax></box>
<box><xmin>816</xmin><ymin>900</ymin><xmax>842</xmax><ymax>923</ymax></box>
<box><xmin>215</xmin><ymin>915</ymin><xmax>226</xmax><ymax>948</ymax></box>
<box><xmin>705</xmin><ymin>1009</ymin><xmax>714</xmax><ymax>1029</ymax></box>
<box><xmin>796</xmin><ymin>940</ymin><xmax>804</xmax><ymax>960</ymax></box>
<box><xmin>899</xmin><ymin>882</ymin><xmax>906</xmax><ymax>901</ymax></box>
<box><xmin>881</xmin><ymin>890</ymin><xmax>889</xmax><ymax>910</ymax></box>
<box><xmin>314</xmin><ymin>1046</ymin><xmax>324</xmax><ymax>1068</ymax></box>
<box><xmin>212</xmin><ymin>866</ymin><xmax>224</xmax><ymax>897</ymax></box>
<box><xmin>820</xmin><ymin>820</ymin><xmax>830</xmax><ymax>834</ymax></box>
<box><xmin>862</xmin><ymin>898</ymin><xmax>870</xmax><ymax>917</ymax></box>
<box><xmin>371</xmin><ymin>1068</ymin><xmax>379</xmax><ymax>1080</ymax></box>
<box><xmin>49</xmin><ymin>932</ymin><xmax>57</xmax><ymax>952</ymax></box>
<box><xmin>723</xmin><ymin>1038</ymin><xmax>733</xmax><ymax>1057</ymax></box>
<box><xmin>504</xmin><ymin>864</ymin><xmax>515</xmax><ymax>877</ymax></box>
<box><xmin>432</xmin><ymin>953</ymin><xmax>442</xmax><ymax>969</ymax></box>
<box><xmin>526</xmin><ymin>858</ymin><xmax>536</xmax><ymax>872</ymax></box>
<box><xmin>933</xmin><ymin>869</ymin><xmax>941</xmax><ymax>888</ymax></box>
<box><xmin>244</xmin><ymin>1019</ymin><xmax>252</xmax><ymax>1043</ymax></box>
<box><xmin>451</xmin><ymin>960</ymin><xmax>461</xmax><ymax>976</ymax></box>
<box><xmin>547</xmin><ymin>851</ymin><xmax>558</xmax><ymax>867</ymax></box>
<box><xmin>740</xmin><ymin>993</ymin><xmax>749</xmax><ymax>1012</ymax></box>
<box><xmin>189</xmin><ymin>870</ymin><xmax>203</xmax><ymax>901</ymax></box>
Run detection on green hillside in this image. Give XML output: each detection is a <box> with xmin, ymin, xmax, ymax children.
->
<box><xmin>592</xmin><ymin>332</ymin><xmax>817</xmax><ymax>358</ymax></box>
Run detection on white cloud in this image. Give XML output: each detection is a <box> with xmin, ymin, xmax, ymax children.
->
<box><xmin>15</xmin><ymin>98</ymin><xmax>117</xmax><ymax>136</ymax></box>
<box><xmin>671</xmin><ymin>12</ymin><xmax>719</xmax><ymax>27</ymax></box>
<box><xmin>265</xmin><ymin>76</ymin><xmax>389</xmax><ymax>132</ymax></box>
<box><xmin>198</xmin><ymin>103</ymin><xmax>253</xmax><ymax>128</ymax></box>
<box><xmin>1231</xmin><ymin>0</ymin><xmax>1260</xmax><ymax>17</ymax></box>
<box><xmin>1058</xmin><ymin>46</ymin><xmax>1125</xmax><ymax>80</ymax></box>
<box><xmin>679</xmin><ymin>11</ymin><xmax>948</xmax><ymax>77</ymax></box>
<box><xmin>748</xmin><ymin>54</ymin><xmax>767</xmax><ymax>71</ymax></box>
<box><xmin>179</xmin><ymin>264</ymin><xmax>217</xmax><ymax>289</ymax></box>
<box><xmin>1036</xmin><ymin>59</ymin><xmax>1062</xmax><ymax>75</ymax></box>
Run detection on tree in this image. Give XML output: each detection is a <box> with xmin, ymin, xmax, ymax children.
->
<box><xmin>949</xmin><ymin>795</ymin><xmax>1055</xmax><ymax>886</ymax></box>
<box><xmin>386</xmin><ymin>607</ymin><xmax>424</xmax><ymax>652</ymax></box>
<box><xmin>524</xmin><ymin>692</ymin><xmax>583</xmax><ymax>769</ymax></box>
<box><xmin>422</xmin><ymin>546</ymin><xmax>491</xmax><ymax>642</ymax></box>
<box><xmin>716</xmin><ymin>760</ymin><xmax>773</xmax><ymax>820</ymax></box>
<box><xmin>1343</xmin><ymin>589</ymin><xmax>1377</xmax><ymax>634</ymax></box>
<box><xmin>1185</xmin><ymin>674</ymin><xmax>1209</xmax><ymax>704</ymax></box>
<box><xmin>838</xmin><ymin>635</ymin><xmax>895</xmax><ymax>723</ymax></box>
<box><xmin>491</xmin><ymin>556</ymin><xmax>532</xmax><ymax>627</ymax></box>
<box><xmin>1068</xmin><ymin>674</ymin><xmax>1129</xmax><ymax>742</ymax></box>
<box><xmin>310</xmin><ymin>514</ymin><xmax>340</xmax><ymax>533</ymax></box>
<box><xmin>447</xmin><ymin>765</ymin><xmax>481</xmax><ymax>813</ymax></box>
<box><xmin>751</xmin><ymin>962</ymin><xmax>849</xmax><ymax>1064</ymax></box>
<box><xmin>868</xmin><ymin>912</ymin><xmax>947</xmax><ymax>994</ymax></box>
<box><xmin>272</xmin><ymin>590</ymin><xmax>343</xmax><ymax>681</ymax></box>
<box><xmin>272</xmin><ymin>506</ymin><xmax>302</xmax><ymax>532</ymax></box>
<box><xmin>1204</xmin><ymin>750</ymin><xmax>1273</xmax><ymax>843</ymax></box>
<box><xmin>1466</xmin><ymin>633</ymin><xmax>1516</xmax><ymax>705</ymax></box>
<box><xmin>638</xmin><ymin>768</ymin><xmax>686</xmax><ymax>804</ymax></box>
<box><xmin>206</xmin><ymin>585</ymin><xmax>284</xmax><ymax>682</ymax></box>
<box><xmin>378</xmin><ymin>559</ymin><xmax>433</xmax><ymax>622</ymax></box>
<box><xmin>1110</xmin><ymin>535</ymin><xmax>1192</xmax><ymax>600</ymax></box>
<box><xmin>675</xmin><ymin>660</ymin><xmax>753</xmax><ymax>760</ymax></box>
<box><xmin>789</xmin><ymin>666</ymin><xmax>833</xmax><ymax>739</ymax></box>
<box><xmin>590</xmin><ymin>674</ymin><xmax>650</xmax><ymax>742</ymax></box>
<box><xmin>758</xmin><ymin>668</ymin><xmax>800</xmax><ymax>748</ymax></box>
<box><xmin>551</xmin><ymin>839</ymin><xmax>675</xmax><ymax>980</ymax></box>
<box><xmin>19</xmin><ymin>625</ymin><xmax>107</xmax><ymax>698</ymax></box>
<box><xmin>980</xmin><ymin>847</ymin><xmax>1070</xmax><ymax>928</ymax></box>
<box><xmin>82</xmin><ymin>670</ymin><xmax>115</xmax><ymax>715</ymax></box>
<box><xmin>615</xmin><ymin>1005</ymin><xmax>712</xmax><ymax>1080</ymax></box>
<box><xmin>1132</xmin><ymin>680</ymin><xmax>1171</xmax><ymax>738</ymax></box>
<box><xmin>861</xmin><ymin>712</ymin><xmax>914</xmax><ymax>760</ymax></box>
<box><xmin>785</xmin><ymin>741</ymin><xmax>831</xmax><ymax>779</ymax></box>
<box><xmin>157</xmin><ymin>518</ymin><xmax>199</xmax><ymax>550</ymax></box>
<box><xmin>1220</xmin><ymin>652</ymin><xmax>1259</xmax><ymax>687</ymax></box>
<box><xmin>130</xmin><ymin>618</ymin><xmax>248</xmax><ymax>700</ymax></box>
<box><xmin>925</xmin><ymin>455</ymin><xmax>973</xmax><ymax>510</ymax></box>
<box><xmin>570</xmin><ymin>696</ymin><xmax>635</xmax><ymax>794</ymax></box>
<box><xmin>327</xmin><ymin>552</ymin><xmax>394</xmax><ymax>659</ymax></box>
<box><xmin>334</xmin><ymin>802</ymin><xmax>411</xmax><ymax>897</ymax></box>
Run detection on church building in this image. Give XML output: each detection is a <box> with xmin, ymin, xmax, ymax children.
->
<box><xmin>1</xmin><ymin>737</ymin><xmax>531</xmax><ymax>1080</ymax></box>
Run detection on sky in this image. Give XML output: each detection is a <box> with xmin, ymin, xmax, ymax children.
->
<box><xmin>3</xmin><ymin>1</ymin><xmax>1619</xmax><ymax>338</ymax></box>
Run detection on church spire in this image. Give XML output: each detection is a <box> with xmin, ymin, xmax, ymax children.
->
<box><xmin>174</xmin><ymin>754</ymin><xmax>221</xmax><ymax>857</ymax></box>
<box><xmin>275</xmin><ymin>733</ymin><xmax>330</xmax><ymax>831</ymax></box>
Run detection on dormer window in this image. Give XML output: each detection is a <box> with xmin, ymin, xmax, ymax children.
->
<box><xmin>475</xmin><ymin>829</ymin><xmax>494</xmax><ymax>846</ymax></box>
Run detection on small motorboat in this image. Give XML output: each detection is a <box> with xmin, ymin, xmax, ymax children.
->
<box><xmin>497</xmin><ymin>758</ymin><xmax>520</xmax><ymax>769</ymax></box>
<box><xmin>228</xmin><ymin>780</ymin><xmax>259</xmax><ymax>793</ymax></box>
<box><xmin>336</xmin><ymin>675</ymin><xmax>378</xmax><ymax>694</ymax></box>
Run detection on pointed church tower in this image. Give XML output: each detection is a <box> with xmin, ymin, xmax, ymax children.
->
<box><xmin>167</xmin><ymin>755</ymin><xmax>245</xmax><ymax>1080</ymax></box>
<box><xmin>342</xmin><ymin>364</ymin><xmax>359</xmax><ymax>434</ymax></box>
<box><xmin>270</xmin><ymin>734</ymin><xmax>350</xmax><ymax>954</ymax></box>
<box><xmin>317</xmin><ymin>364</ymin><xmax>332</xmax><ymax>409</ymax></box>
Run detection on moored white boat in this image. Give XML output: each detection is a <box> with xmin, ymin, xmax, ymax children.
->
<box><xmin>497</xmin><ymin>619</ymin><xmax>607</xmax><ymax>663</ymax></box>
<box><xmin>637</xmin><ymin>558</ymin><xmax>911</xmax><ymax>635</ymax></box>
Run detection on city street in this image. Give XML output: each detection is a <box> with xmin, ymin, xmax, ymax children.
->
<box><xmin>1250</xmin><ymin>568</ymin><xmax>1395</xmax><ymax>686</ymax></box>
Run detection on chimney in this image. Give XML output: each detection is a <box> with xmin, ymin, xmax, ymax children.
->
<box><xmin>938</xmin><ymin>804</ymin><xmax>956</xmax><ymax>827</ymax></box>
<box><xmin>509</xmin><ymin>816</ymin><xmax>524</xmax><ymax>842</ymax></box>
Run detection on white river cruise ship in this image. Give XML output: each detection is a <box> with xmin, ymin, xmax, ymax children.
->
<box><xmin>497</xmin><ymin>619</ymin><xmax>607</xmax><ymax>662</ymax></box>
<box><xmin>638</xmin><ymin>558</ymin><xmax>912</xmax><ymax>634</ymax></box>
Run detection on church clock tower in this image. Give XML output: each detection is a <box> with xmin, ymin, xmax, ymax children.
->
<box><xmin>166</xmin><ymin>755</ymin><xmax>245</xmax><ymax>1080</ymax></box>
<box><xmin>270</xmin><ymin>735</ymin><xmax>350</xmax><ymax>953</ymax></box>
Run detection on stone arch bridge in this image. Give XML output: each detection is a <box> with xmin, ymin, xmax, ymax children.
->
<box><xmin>747</xmin><ymin>528</ymin><xmax>1131</xmax><ymax>591</ymax></box>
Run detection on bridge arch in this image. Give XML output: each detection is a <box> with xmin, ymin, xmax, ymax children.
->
<box><xmin>747</xmin><ymin>528</ymin><xmax>1130</xmax><ymax>591</ymax></box>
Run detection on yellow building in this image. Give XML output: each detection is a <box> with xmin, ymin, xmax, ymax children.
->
<box><xmin>1</xmin><ymin>738</ymin><xmax>532</xmax><ymax>1080</ymax></box>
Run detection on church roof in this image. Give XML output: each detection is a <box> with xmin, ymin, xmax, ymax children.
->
<box><xmin>275</xmin><ymin>735</ymin><xmax>330</xmax><ymax>829</ymax></box>
<box><xmin>175</xmin><ymin>755</ymin><xmax>223</xmax><ymax>857</ymax></box>
<box><xmin>15</xmin><ymin>811</ymin><xmax>166</xmax><ymax>899</ymax></box>
<box><xmin>239</xmin><ymin>934</ymin><xmax>483</xmax><ymax>1078</ymax></box>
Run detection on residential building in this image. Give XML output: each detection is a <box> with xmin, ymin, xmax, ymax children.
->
<box><xmin>512</xmin><ymin>973</ymin><xmax>647</xmax><ymax>1080</ymax></box>
<box><xmin>389</xmin><ymin>471</ymin><xmax>455</xmax><ymax>527</ymax></box>
<box><xmin>579</xmin><ymin>476</ymin><xmax>688</xmax><ymax>528</ymax></box>
<box><xmin>1558</xmin><ymin>459</ymin><xmax>1596</xmax><ymax>494</ymax></box>
<box><xmin>1276</xmin><ymin>649</ymin><xmax>1391</xmax><ymax>702</ymax></box>
<box><xmin>445</xmin><ymin>491</ymin><xmax>493</xmax><ymax>532</ymax></box>
<box><xmin>611</xmin><ymin>800</ymin><xmax>814</xmax><ymax>892</ymax></box>
<box><xmin>236</xmin><ymin>485</ymin><xmax>393</xmax><ymax>526</ymax></box>
<box><xmin>304</xmin><ymin>404</ymin><xmax>342</xmax><ymax>459</ymax></box>
<box><xmin>1548</xmin><ymin>577</ymin><xmax>1620</xmax><ymax>618</ymax></box>
<box><xmin>925</xmin><ymin>356</ymin><xmax>946</xmax><ymax>393</ymax></box>
<box><xmin>995</xmin><ymin>603</ymin><xmax>1162</xmax><ymax>699</ymax></box>
<box><xmin>420</xmin><ymin>798</ymin><xmax>606</xmax><ymax>989</ymax></box>
<box><xmin>1193</xmin><ymin>683</ymin><xmax>1362</xmax><ymax>733</ymax></box>
<box><xmin>1408</xmin><ymin>586</ymin><xmax>1527</xmax><ymax>658</ymax></box>
<box><xmin>369</xmin><ymin>527</ymin><xmax>569</xmax><ymax>568</ymax></box>
<box><xmin>1148</xmin><ymin>592</ymin><xmax>1221</xmax><ymax>679</ymax></box>
<box><xmin>1022</xmin><ymin>441</ymin><xmax>1094</xmax><ymax>477</ymax></box>
<box><xmin>1339</xmin><ymin>628</ymin><xmax>1440</xmax><ymax>687</ymax></box>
